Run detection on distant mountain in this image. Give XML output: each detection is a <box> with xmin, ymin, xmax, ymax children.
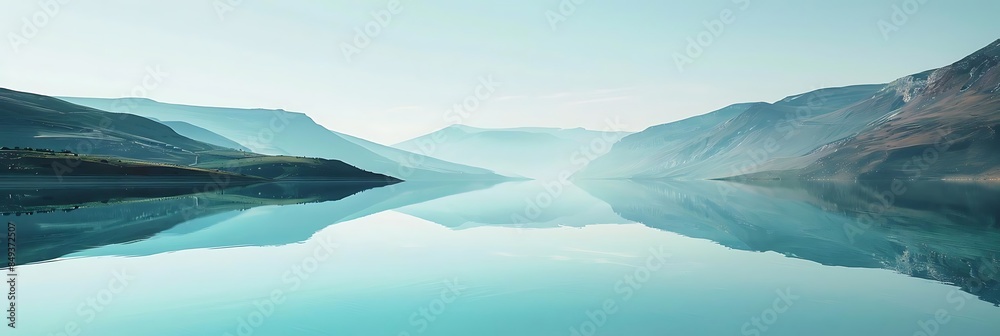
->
<box><xmin>160</xmin><ymin>120</ymin><xmax>251</xmax><ymax>152</ymax></box>
<box><xmin>575</xmin><ymin>84</ymin><xmax>887</xmax><ymax>180</ymax></box>
<box><xmin>0</xmin><ymin>88</ymin><xmax>397</xmax><ymax>182</ymax></box>
<box><xmin>577</xmin><ymin>39</ymin><xmax>1000</xmax><ymax>181</ymax></box>
<box><xmin>394</xmin><ymin>125</ymin><xmax>631</xmax><ymax>179</ymax></box>
<box><xmin>58</xmin><ymin>97</ymin><xmax>506</xmax><ymax>181</ymax></box>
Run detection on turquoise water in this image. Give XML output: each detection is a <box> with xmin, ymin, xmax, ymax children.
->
<box><xmin>11</xmin><ymin>180</ymin><xmax>1000</xmax><ymax>335</ymax></box>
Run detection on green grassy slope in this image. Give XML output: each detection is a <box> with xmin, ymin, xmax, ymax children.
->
<box><xmin>0</xmin><ymin>150</ymin><xmax>262</xmax><ymax>181</ymax></box>
<box><xmin>195</xmin><ymin>156</ymin><xmax>400</xmax><ymax>181</ymax></box>
<box><xmin>0</xmin><ymin>88</ymin><xmax>399</xmax><ymax>182</ymax></box>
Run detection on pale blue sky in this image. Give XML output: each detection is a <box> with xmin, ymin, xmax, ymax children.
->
<box><xmin>1</xmin><ymin>0</ymin><xmax>997</xmax><ymax>144</ymax></box>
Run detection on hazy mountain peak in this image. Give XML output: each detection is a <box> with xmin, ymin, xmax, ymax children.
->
<box><xmin>59</xmin><ymin>97</ymin><xmax>505</xmax><ymax>180</ymax></box>
<box><xmin>443</xmin><ymin>124</ymin><xmax>486</xmax><ymax>134</ymax></box>
<box><xmin>59</xmin><ymin>96</ymin><xmax>310</xmax><ymax>119</ymax></box>
<box><xmin>447</xmin><ymin>124</ymin><xmax>480</xmax><ymax>130</ymax></box>
<box><xmin>119</xmin><ymin>97</ymin><xmax>158</xmax><ymax>104</ymax></box>
<box><xmin>395</xmin><ymin>125</ymin><xmax>632</xmax><ymax>179</ymax></box>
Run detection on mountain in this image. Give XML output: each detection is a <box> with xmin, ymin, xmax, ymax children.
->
<box><xmin>160</xmin><ymin>120</ymin><xmax>251</xmax><ymax>152</ymax></box>
<box><xmin>0</xmin><ymin>88</ymin><xmax>397</xmax><ymax>182</ymax></box>
<box><xmin>57</xmin><ymin>97</ymin><xmax>507</xmax><ymax>181</ymax></box>
<box><xmin>193</xmin><ymin>155</ymin><xmax>398</xmax><ymax>181</ymax></box>
<box><xmin>788</xmin><ymin>39</ymin><xmax>1000</xmax><ymax>180</ymax></box>
<box><xmin>0</xmin><ymin>88</ymin><xmax>234</xmax><ymax>166</ymax></box>
<box><xmin>0</xmin><ymin>149</ymin><xmax>263</xmax><ymax>183</ymax></box>
<box><xmin>572</xmin><ymin>102</ymin><xmax>754</xmax><ymax>179</ymax></box>
<box><xmin>575</xmin><ymin>84</ymin><xmax>888</xmax><ymax>180</ymax></box>
<box><xmin>577</xmin><ymin>39</ymin><xmax>1000</xmax><ymax>181</ymax></box>
<box><xmin>394</xmin><ymin>125</ymin><xmax>631</xmax><ymax>179</ymax></box>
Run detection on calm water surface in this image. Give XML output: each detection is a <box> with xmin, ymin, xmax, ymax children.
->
<box><xmin>7</xmin><ymin>180</ymin><xmax>1000</xmax><ymax>335</ymax></box>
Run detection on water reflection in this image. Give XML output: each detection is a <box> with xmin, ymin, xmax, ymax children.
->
<box><xmin>575</xmin><ymin>180</ymin><xmax>1000</xmax><ymax>305</ymax></box>
<box><xmin>5</xmin><ymin>181</ymin><xmax>495</xmax><ymax>265</ymax></box>
<box><xmin>10</xmin><ymin>180</ymin><xmax>1000</xmax><ymax>335</ymax></box>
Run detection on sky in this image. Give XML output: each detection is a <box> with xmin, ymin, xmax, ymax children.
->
<box><xmin>1</xmin><ymin>0</ymin><xmax>998</xmax><ymax>145</ymax></box>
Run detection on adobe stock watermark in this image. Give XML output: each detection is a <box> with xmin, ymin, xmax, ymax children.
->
<box><xmin>568</xmin><ymin>246</ymin><xmax>670</xmax><ymax>336</ymax></box>
<box><xmin>878</xmin><ymin>0</ymin><xmax>930</xmax><ymax>41</ymax></box>
<box><xmin>673</xmin><ymin>0</ymin><xmax>752</xmax><ymax>73</ymax></box>
<box><xmin>510</xmin><ymin>116</ymin><xmax>628</xmax><ymax>228</ymax></box>
<box><xmin>911</xmin><ymin>288</ymin><xmax>977</xmax><ymax>336</ymax></box>
<box><xmin>395</xmin><ymin>75</ymin><xmax>501</xmax><ymax>179</ymax></box>
<box><xmin>963</xmin><ymin>259</ymin><xmax>1000</xmax><ymax>305</ymax></box>
<box><xmin>546</xmin><ymin>0</ymin><xmax>588</xmax><ymax>31</ymax></box>
<box><xmin>740</xmin><ymin>288</ymin><xmax>799</xmax><ymax>336</ymax></box>
<box><xmin>48</xmin><ymin>269</ymin><xmax>136</xmax><ymax>336</ymax></box>
<box><xmin>222</xmin><ymin>234</ymin><xmax>338</xmax><ymax>336</ymax></box>
<box><xmin>441</xmin><ymin>76</ymin><xmax>501</xmax><ymax>125</ymax></box>
<box><xmin>341</xmin><ymin>0</ymin><xmax>404</xmax><ymax>63</ymax></box>
<box><xmin>214</xmin><ymin>0</ymin><xmax>245</xmax><ymax>22</ymax></box>
<box><xmin>7</xmin><ymin>0</ymin><xmax>72</xmax><ymax>53</ymax></box>
<box><xmin>714</xmin><ymin>88</ymin><xmax>833</xmax><ymax>201</ymax></box>
<box><xmin>397</xmin><ymin>278</ymin><xmax>465</xmax><ymax>335</ymax></box>
<box><xmin>5</xmin><ymin>221</ymin><xmax>14</xmax><ymax>329</ymax></box>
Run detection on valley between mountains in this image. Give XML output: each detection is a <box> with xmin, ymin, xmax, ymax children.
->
<box><xmin>3</xmin><ymin>39</ymin><xmax>999</xmax><ymax>187</ymax></box>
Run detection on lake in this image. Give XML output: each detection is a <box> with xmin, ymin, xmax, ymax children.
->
<box><xmin>7</xmin><ymin>180</ymin><xmax>1000</xmax><ymax>335</ymax></box>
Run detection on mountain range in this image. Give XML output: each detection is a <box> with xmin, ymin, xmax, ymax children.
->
<box><xmin>0</xmin><ymin>88</ymin><xmax>395</xmax><ymax>182</ymax></box>
<box><xmin>58</xmin><ymin>97</ymin><xmax>507</xmax><ymax>181</ymax></box>
<box><xmin>393</xmin><ymin>125</ymin><xmax>631</xmax><ymax>179</ymax></box>
<box><xmin>576</xmin><ymin>39</ymin><xmax>1000</xmax><ymax>181</ymax></box>
<box><xmin>3</xmin><ymin>39</ymin><xmax>998</xmax><ymax>183</ymax></box>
